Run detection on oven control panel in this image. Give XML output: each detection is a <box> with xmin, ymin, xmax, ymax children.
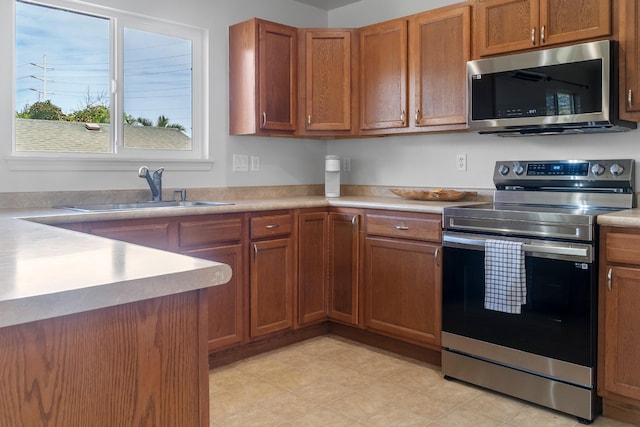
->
<box><xmin>493</xmin><ymin>159</ymin><xmax>635</xmax><ymax>190</ymax></box>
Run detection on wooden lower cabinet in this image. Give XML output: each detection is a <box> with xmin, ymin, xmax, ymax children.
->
<box><xmin>599</xmin><ymin>227</ymin><xmax>640</xmax><ymax>425</ymax></box>
<box><xmin>298</xmin><ymin>210</ymin><xmax>328</xmax><ymax>326</ymax></box>
<box><xmin>364</xmin><ymin>237</ymin><xmax>441</xmax><ymax>346</ymax></box>
<box><xmin>184</xmin><ymin>245</ymin><xmax>245</xmax><ymax>351</ymax></box>
<box><xmin>327</xmin><ymin>210</ymin><xmax>361</xmax><ymax>325</ymax></box>
<box><xmin>250</xmin><ymin>237</ymin><xmax>295</xmax><ymax>337</ymax></box>
<box><xmin>363</xmin><ymin>210</ymin><xmax>442</xmax><ymax>347</ymax></box>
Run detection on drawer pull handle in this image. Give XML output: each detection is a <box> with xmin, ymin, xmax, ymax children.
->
<box><xmin>254</xmin><ymin>244</ymin><xmax>258</xmax><ymax>259</ymax></box>
<box><xmin>541</xmin><ymin>25</ymin><xmax>545</xmax><ymax>43</ymax></box>
<box><xmin>607</xmin><ymin>268</ymin><xmax>612</xmax><ymax>291</ymax></box>
<box><xmin>435</xmin><ymin>247</ymin><xmax>440</xmax><ymax>267</ymax></box>
<box><xmin>629</xmin><ymin>89</ymin><xmax>634</xmax><ymax>109</ymax></box>
<box><xmin>394</xmin><ymin>225</ymin><xmax>409</xmax><ymax>231</ymax></box>
<box><xmin>351</xmin><ymin>216</ymin><xmax>357</xmax><ymax>226</ymax></box>
<box><xmin>262</xmin><ymin>112</ymin><xmax>267</xmax><ymax>127</ymax></box>
<box><xmin>265</xmin><ymin>224</ymin><xmax>280</xmax><ymax>230</ymax></box>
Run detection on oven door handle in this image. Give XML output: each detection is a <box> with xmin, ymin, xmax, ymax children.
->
<box><xmin>442</xmin><ymin>234</ymin><xmax>590</xmax><ymax>258</ymax></box>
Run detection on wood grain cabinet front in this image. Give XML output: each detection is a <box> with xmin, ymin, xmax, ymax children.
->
<box><xmin>618</xmin><ymin>0</ymin><xmax>640</xmax><ymax>122</ymax></box>
<box><xmin>297</xmin><ymin>29</ymin><xmax>359</xmax><ymax>137</ymax></box>
<box><xmin>364</xmin><ymin>211</ymin><xmax>442</xmax><ymax>348</ymax></box>
<box><xmin>360</xmin><ymin>3</ymin><xmax>470</xmax><ymax>135</ymax></box>
<box><xmin>598</xmin><ymin>227</ymin><xmax>640</xmax><ymax>425</ymax></box>
<box><xmin>249</xmin><ymin>211</ymin><xmax>295</xmax><ymax>338</ymax></box>
<box><xmin>229</xmin><ymin>18</ymin><xmax>297</xmax><ymax>135</ymax></box>
<box><xmin>474</xmin><ymin>0</ymin><xmax>611</xmax><ymax>57</ymax></box>
<box><xmin>179</xmin><ymin>214</ymin><xmax>246</xmax><ymax>352</ymax></box>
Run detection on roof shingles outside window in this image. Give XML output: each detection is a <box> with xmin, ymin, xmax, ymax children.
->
<box><xmin>15</xmin><ymin>118</ymin><xmax>191</xmax><ymax>153</ymax></box>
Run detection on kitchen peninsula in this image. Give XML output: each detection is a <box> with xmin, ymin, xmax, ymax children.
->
<box><xmin>0</xmin><ymin>209</ymin><xmax>232</xmax><ymax>426</ymax></box>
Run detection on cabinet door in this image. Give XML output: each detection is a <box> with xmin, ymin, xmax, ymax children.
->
<box><xmin>539</xmin><ymin>0</ymin><xmax>610</xmax><ymax>47</ymax></box>
<box><xmin>250</xmin><ymin>238</ymin><xmax>294</xmax><ymax>337</ymax></box>
<box><xmin>620</xmin><ymin>0</ymin><xmax>640</xmax><ymax>121</ymax></box>
<box><xmin>259</xmin><ymin>21</ymin><xmax>297</xmax><ymax>131</ymax></box>
<box><xmin>411</xmin><ymin>5</ymin><xmax>470</xmax><ymax>128</ymax></box>
<box><xmin>302</xmin><ymin>30</ymin><xmax>353</xmax><ymax>132</ymax></box>
<box><xmin>298</xmin><ymin>211</ymin><xmax>328</xmax><ymax>326</ymax></box>
<box><xmin>360</xmin><ymin>19</ymin><xmax>408</xmax><ymax>130</ymax></box>
<box><xmin>85</xmin><ymin>219</ymin><xmax>173</xmax><ymax>250</ymax></box>
<box><xmin>603</xmin><ymin>266</ymin><xmax>640</xmax><ymax>401</ymax></box>
<box><xmin>476</xmin><ymin>0</ymin><xmax>538</xmax><ymax>56</ymax></box>
<box><xmin>364</xmin><ymin>237</ymin><xmax>441</xmax><ymax>346</ymax></box>
<box><xmin>327</xmin><ymin>212</ymin><xmax>360</xmax><ymax>325</ymax></box>
<box><xmin>184</xmin><ymin>245</ymin><xmax>244</xmax><ymax>351</ymax></box>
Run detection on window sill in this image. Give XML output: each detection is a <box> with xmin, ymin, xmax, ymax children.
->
<box><xmin>6</xmin><ymin>156</ymin><xmax>215</xmax><ymax>172</ymax></box>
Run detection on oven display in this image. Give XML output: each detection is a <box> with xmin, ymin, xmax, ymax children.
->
<box><xmin>527</xmin><ymin>162</ymin><xmax>589</xmax><ymax>176</ymax></box>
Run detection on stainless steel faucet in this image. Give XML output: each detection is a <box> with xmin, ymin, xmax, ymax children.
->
<box><xmin>138</xmin><ymin>166</ymin><xmax>165</xmax><ymax>201</ymax></box>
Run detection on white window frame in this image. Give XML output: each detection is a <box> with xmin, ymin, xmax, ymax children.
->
<box><xmin>9</xmin><ymin>0</ymin><xmax>210</xmax><ymax>171</ymax></box>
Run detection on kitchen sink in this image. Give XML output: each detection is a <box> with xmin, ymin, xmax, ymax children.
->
<box><xmin>60</xmin><ymin>200</ymin><xmax>234</xmax><ymax>212</ymax></box>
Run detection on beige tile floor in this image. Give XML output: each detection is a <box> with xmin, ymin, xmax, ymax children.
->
<box><xmin>209</xmin><ymin>335</ymin><xmax>634</xmax><ymax>427</ymax></box>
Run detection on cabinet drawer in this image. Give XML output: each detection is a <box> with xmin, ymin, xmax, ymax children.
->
<box><xmin>179</xmin><ymin>216</ymin><xmax>243</xmax><ymax>248</ymax></box>
<box><xmin>604</xmin><ymin>231</ymin><xmax>640</xmax><ymax>265</ymax></box>
<box><xmin>366</xmin><ymin>212</ymin><xmax>441</xmax><ymax>242</ymax></box>
<box><xmin>250</xmin><ymin>213</ymin><xmax>293</xmax><ymax>239</ymax></box>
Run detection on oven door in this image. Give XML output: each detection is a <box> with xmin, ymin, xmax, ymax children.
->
<box><xmin>442</xmin><ymin>231</ymin><xmax>597</xmax><ymax>368</ymax></box>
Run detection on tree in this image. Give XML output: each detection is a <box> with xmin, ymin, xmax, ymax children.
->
<box><xmin>17</xmin><ymin>100</ymin><xmax>66</xmax><ymax>120</ymax></box>
<box><xmin>157</xmin><ymin>115</ymin><xmax>186</xmax><ymax>132</ymax></box>
<box><xmin>68</xmin><ymin>105</ymin><xmax>110</xmax><ymax>123</ymax></box>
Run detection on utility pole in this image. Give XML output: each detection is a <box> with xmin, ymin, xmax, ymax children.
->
<box><xmin>30</xmin><ymin>54</ymin><xmax>54</xmax><ymax>101</ymax></box>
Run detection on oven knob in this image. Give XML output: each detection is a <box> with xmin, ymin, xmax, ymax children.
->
<box><xmin>513</xmin><ymin>163</ymin><xmax>524</xmax><ymax>175</ymax></box>
<box><xmin>498</xmin><ymin>164</ymin><xmax>510</xmax><ymax>176</ymax></box>
<box><xmin>591</xmin><ymin>163</ymin><xmax>605</xmax><ymax>176</ymax></box>
<box><xmin>610</xmin><ymin>163</ymin><xmax>625</xmax><ymax>176</ymax></box>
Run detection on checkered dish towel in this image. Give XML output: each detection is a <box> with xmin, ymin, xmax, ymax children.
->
<box><xmin>484</xmin><ymin>239</ymin><xmax>527</xmax><ymax>314</ymax></box>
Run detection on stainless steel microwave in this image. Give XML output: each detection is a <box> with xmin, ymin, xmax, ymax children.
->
<box><xmin>467</xmin><ymin>40</ymin><xmax>636</xmax><ymax>135</ymax></box>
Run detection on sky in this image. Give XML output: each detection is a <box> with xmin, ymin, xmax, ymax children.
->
<box><xmin>15</xmin><ymin>0</ymin><xmax>193</xmax><ymax>135</ymax></box>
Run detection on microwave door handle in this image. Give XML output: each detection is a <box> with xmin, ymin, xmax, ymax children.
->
<box><xmin>442</xmin><ymin>234</ymin><xmax>589</xmax><ymax>258</ymax></box>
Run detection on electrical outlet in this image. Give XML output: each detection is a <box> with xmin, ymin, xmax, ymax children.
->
<box><xmin>251</xmin><ymin>155</ymin><xmax>260</xmax><ymax>172</ymax></box>
<box><xmin>343</xmin><ymin>157</ymin><xmax>351</xmax><ymax>172</ymax></box>
<box><xmin>232</xmin><ymin>154</ymin><xmax>249</xmax><ymax>172</ymax></box>
<box><xmin>456</xmin><ymin>153</ymin><xmax>467</xmax><ymax>171</ymax></box>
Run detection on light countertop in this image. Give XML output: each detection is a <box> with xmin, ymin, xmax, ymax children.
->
<box><xmin>597</xmin><ymin>208</ymin><xmax>640</xmax><ymax>228</ymax></box>
<box><xmin>0</xmin><ymin>194</ymin><xmax>482</xmax><ymax>328</ymax></box>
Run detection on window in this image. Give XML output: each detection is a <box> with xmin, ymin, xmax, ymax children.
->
<box><xmin>14</xmin><ymin>0</ymin><xmax>208</xmax><ymax>161</ymax></box>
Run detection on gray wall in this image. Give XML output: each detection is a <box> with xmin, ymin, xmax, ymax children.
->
<box><xmin>1</xmin><ymin>0</ymin><xmax>638</xmax><ymax>193</ymax></box>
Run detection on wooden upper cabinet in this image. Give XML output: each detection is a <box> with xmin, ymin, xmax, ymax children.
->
<box><xmin>619</xmin><ymin>0</ymin><xmax>640</xmax><ymax>121</ymax></box>
<box><xmin>229</xmin><ymin>18</ymin><xmax>297</xmax><ymax>135</ymax></box>
<box><xmin>410</xmin><ymin>4</ymin><xmax>470</xmax><ymax>129</ymax></box>
<box><xmin>298</xmin><ymin>29</ymin><xmax>358</xmax><ymax>136</ymax></box>
<box><xmin>360</xmin><ymin>19</ymin><xmax>408</xmax><ymax>131</ymax></box>
<box><xmin>474</xmin><ymin>0</ymin><xmax>611</xmax><ymax>57</ymax></box>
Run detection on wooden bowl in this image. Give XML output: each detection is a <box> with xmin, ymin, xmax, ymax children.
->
<box><xmin>390</xmin><ymin>188</ymin><xmax>477</xmax><ymax>201</ymax></box>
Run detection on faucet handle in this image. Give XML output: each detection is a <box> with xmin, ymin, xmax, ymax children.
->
<box><xmin>138</xmin><ymin>166</ymin><xmax>149</xmax><ymax>177</ymax></box>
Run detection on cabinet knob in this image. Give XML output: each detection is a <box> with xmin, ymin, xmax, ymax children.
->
<box><xmin>531</xmin><ymin>27</ymin><xmax>536</xmax><ymax>45</ymax></box>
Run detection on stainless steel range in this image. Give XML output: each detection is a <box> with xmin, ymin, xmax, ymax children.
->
<box><xmin>441</xmin><ymin>159</ymin><xmax>635</xmax><ymax>424</ymax></box>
